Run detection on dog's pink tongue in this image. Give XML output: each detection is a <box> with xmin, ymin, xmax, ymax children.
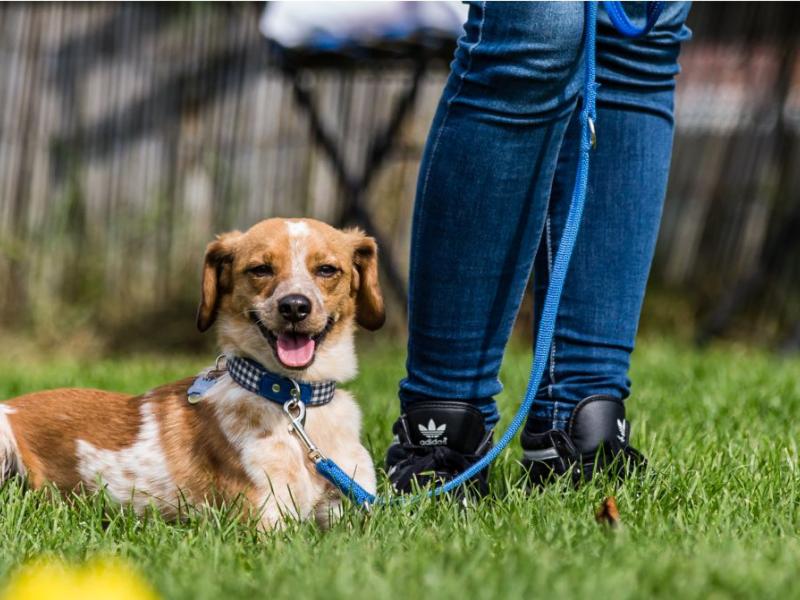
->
<box><xmin>276</xmin><ymin>334</ymin><xmax>316</xmax><ymax>368</ymax></box>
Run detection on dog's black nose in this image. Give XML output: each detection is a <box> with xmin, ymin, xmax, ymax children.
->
<box><xmin>278</xmin><ymin>294</ymin><xmax>312</xmax><ymax>323</ymax></box>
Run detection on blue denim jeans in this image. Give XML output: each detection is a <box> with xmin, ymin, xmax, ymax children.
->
<box><xmin>399</xmin><ymin>1</ymin><xmax>692</xmax><ymax>430</ymax></box>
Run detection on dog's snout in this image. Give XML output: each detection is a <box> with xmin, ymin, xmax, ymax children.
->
<box><xmin>278</xmin><ymin>294</ymin><xmax>312</xmax><ymax>323</ymax></box>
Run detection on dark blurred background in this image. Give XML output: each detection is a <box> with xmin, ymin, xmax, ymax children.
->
<box><xmin>0</xmin><ymin>2</ymin><xmax>798</xmax><ymax>355</ymax></box>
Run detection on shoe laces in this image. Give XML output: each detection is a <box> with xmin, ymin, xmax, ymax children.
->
<box><xmin>398</xmin><ymin>441</ymin><xmax>481</xmax><ymax>476</ymax></box>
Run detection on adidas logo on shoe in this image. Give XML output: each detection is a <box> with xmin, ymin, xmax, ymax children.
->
<box><xmin>418</xmin><ymin>419</ymin><xmax>448</xmax><ymax>446</ymax></box>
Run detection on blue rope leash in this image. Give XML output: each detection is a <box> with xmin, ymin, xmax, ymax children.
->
<box><xmin>316</xmin><ymin>0</ymin><xmax>661</xmax><ymax>509</ymax></box>
<box><xmin>604</xmin><ymin>0</ymin><xmax>664</xmax><ymax>38</ymax></box>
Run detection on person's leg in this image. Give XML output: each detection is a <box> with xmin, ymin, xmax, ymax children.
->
<box><xmin>523</xmin><ymin>2</ymin><xmax>692</xmax><ymax>482</ymax></box>
<box><xmin>388</xmin><ymin>1</ymin><xmax>586</xmax><ymax>492</ymax></box>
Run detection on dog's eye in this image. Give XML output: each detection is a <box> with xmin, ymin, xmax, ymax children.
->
<box><xmin>247</xmin><ymin>264</ymin><xmax>274</xmax><ymax>277</ymax></box>
<box><xmin>315</xmin><ymin>264</ymin><xmax>339</xmax><ymax>278</ymax></box>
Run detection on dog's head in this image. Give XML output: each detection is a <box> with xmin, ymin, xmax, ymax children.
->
<box><xmin>197</xmin><ymin>218</ymin><xmax>384</xmax><ymax>382</ymax></box>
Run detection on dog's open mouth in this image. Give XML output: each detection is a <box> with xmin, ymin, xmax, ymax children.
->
<box><xmin>250</xmin><ymin>314</ymin><xmax>334</xmax><ymax>369</ymax></box>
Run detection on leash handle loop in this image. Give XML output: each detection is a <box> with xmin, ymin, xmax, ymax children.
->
<box><xmin>603</xmin><ymin>1</ymin><xmax>664</xmax><ymax>38</ymax></box>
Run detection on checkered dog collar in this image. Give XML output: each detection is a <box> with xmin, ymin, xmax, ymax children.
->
<box><xmin>226</xmin><ymin>355</ymin><xmax>336</xmax><ymax>407</ymax></box>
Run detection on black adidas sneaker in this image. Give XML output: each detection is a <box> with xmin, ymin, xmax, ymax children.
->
<box><xmin>385</xmin><ymin>400</ymin><xmax>494</xmax><ymax>496</ymax></box>
<box><xmin>520</xmin><ymin>395</ymin><xmax>646</xmax><ymax>486</ymax></box>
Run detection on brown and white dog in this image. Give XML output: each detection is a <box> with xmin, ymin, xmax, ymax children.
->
<box><xmin>0</xmin><ymin>218</ymin><xmax>382</xmax><ymax>529</ymax></box>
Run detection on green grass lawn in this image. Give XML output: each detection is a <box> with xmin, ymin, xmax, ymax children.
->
<box><xmin>1</xmin><ymin>337</ymin><xmax>799</xmax><ymax>599</ymax></box>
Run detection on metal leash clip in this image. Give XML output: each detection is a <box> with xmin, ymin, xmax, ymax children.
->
<box><xmin>283</xmin><ymin>379</ymin><xmax>326</xmax><ymax>464</ymax></box>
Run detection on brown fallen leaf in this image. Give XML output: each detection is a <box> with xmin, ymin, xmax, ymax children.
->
<box><xmin>595</xmin><ymin>495</ymin><xmax>622</xmax><ymax>529</ymax></box>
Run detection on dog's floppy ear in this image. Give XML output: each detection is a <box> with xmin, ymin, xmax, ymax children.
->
<box><xmin>348</xmin><ymin>229</ymin><xmax>385</xmax><ymax>331</ymax></box>
<box><xmin>197</xmin><ymin>231</ymin><xmax>240</xmax><ymax>332</ymax></box>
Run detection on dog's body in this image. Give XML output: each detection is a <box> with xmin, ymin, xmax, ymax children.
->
<box><xmin>0</xmin><ymin>218</ymin><xmax>381</xmax><ymax>528</ymax></box>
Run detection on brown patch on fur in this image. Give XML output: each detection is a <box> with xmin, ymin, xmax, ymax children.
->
<box><xmin>147</xmin><ymin>378</ymin><xmax>259</xmax><ymax>509</ymax></box>
<box><xmin>197</xmin><ymin>231</ymin><xmax>241</xmax><ymax>332</ymax></box>
<box><xmin>232</xmin><ymin>403</ymin><xmax>264</xmax><ymax>433</ymax></box>
<box><xmin>6</xmin><ymin>389</ymin><xmax>139</xmax><ymax>489</ymax></box>
<box><xmin>347</xmin><ymin>229</ymin><xmax>385</xmax><ymax>330</ymax></box>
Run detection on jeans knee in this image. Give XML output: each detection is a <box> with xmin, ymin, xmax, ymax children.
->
<box><xmin>446</xmin><ymin>1</ymin><xmax>586</xmax><ymax>123</ymax></box>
